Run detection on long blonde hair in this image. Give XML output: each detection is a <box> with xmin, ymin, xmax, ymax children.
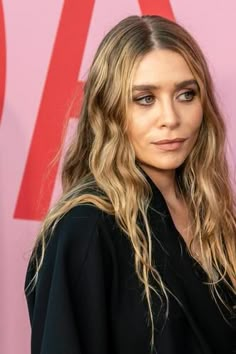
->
<box><xmin>28</xmin><ymin>15</ymin><xmax>236</xmax><ymax>351</ymax></box>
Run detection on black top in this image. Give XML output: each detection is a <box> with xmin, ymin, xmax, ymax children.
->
<box><xmin>25</xmin><ymin>173</ymin><xmax>236</xmax><ymax>354</ymax></box>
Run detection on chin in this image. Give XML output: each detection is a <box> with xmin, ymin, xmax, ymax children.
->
<box><xmin>139</xmin><ymin>160</ymin><xmax>185</xmax><ymax>172</ymax></box>
<box><xmin>144</xmin><ymin>155</ymin><xmax>187</xmax><ymax>170</ymax></box>
<box><xmin>153</xmin><ymin>163</ymin><xmax>183</xmax><ymax>171</ymax></box>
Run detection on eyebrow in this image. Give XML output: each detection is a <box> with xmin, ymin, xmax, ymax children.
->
<box><xmin>132</xmin><ymin>79</ymin><xmax>199</xmax><ymax>92</ymax></box>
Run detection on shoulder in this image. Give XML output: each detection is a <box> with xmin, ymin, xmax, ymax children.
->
<box><xmin>56</xmin><ymin>203</ymin><xmax>105</xmax><ymax>240</ymax></box>
<box><xmin>45</xmin><ymin>203</ymin><xmax>115</xmax><ymax>260</ymax></box>
<box><xmin>24</xmin><ymin>204</ymin><xmax>118</xmax><ymax>332</ymax></box>
<box><xmin>25</xmin><ymin>204</ymin><xmax>116</xmax><ymax>292</ymax></box>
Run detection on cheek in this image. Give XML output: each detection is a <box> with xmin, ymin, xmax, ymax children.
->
<box><xmin>186</xmin><ymin>113</ymin><xmax>203</xmax><ymax>150</ymax></box>
<box><xmin>187</xmin><ymin>105</ymin><xmax>203</xmax><ymax>133</ymax></box>
<box><xmin>127</xmin><ymin>115</ymin><xmax>151</xmax><ymax>145</ymax></box>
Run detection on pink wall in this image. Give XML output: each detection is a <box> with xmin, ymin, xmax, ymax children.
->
<box><xmin>0</xmin><ymin>1</ymin><xmax>235</xmax><ymax>353</ymax></box>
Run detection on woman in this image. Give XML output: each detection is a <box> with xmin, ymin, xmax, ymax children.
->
<box><xmin>25</xmin><ymin>15</ymin><xmax>236</xmax><ymax>354</ymax></box>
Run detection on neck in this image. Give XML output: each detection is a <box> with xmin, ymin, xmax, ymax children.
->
<box><xmin>139</xmin><ymin>163</ymin><xmax>182</xmax><ymax>205</ymax></box>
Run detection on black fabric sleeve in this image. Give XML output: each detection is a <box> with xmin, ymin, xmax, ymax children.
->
<box><xmin>25</xmin><ymin>205</ymin><xmax>113</xmax><ymax>354</ymax></box>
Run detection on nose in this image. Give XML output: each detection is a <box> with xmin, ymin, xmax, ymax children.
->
<box><xmin>157</xmin><ymin>98</ymin><xmax>180</xmax><ymax>129</ymax></box>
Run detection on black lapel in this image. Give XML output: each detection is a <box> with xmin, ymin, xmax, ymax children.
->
<box><xmin>143</xmin><ymin>171</ymin><xmax>214</xmax><ymax>354</ymax></box>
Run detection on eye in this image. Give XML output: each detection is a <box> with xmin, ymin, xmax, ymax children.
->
<box><xmin>178</xmin><ymin>89</ymin><xmax>196</xmax><ymax>102</ymax></box>
<box><xmin>133</xmin><ymin>95</ymin><xmax>155</xmax><ymax>106</ymax></box>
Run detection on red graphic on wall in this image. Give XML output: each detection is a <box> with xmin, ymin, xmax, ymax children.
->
<box><xmin>139</xmin><ymin>0</ymin><xmax>174</xmax><ymax>20</ymax></box>
<box><xmin>14</xmin><ymin>0</ymin><xmax>174</xmax><ymax>220</ymax></box>
<box><xmin>0</xmin><ymin>0</ymin><xmax>6</xmax><ymax>122</ymax></box>
<box><xmin>14</xmin><ymin>0</ymin><xmax>94</xmax><ymax>220</ymax></box>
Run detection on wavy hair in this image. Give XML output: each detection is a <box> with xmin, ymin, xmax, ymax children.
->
<box><xmin>28</xmin><ymin>15</ymin><xmax>236</xmax><ymax>351</ymax></box>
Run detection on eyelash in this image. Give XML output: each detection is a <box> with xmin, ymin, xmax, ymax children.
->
<box><xmin>133</xmin><ymin>89</ymin><xmax>197</xmax><ymax>106</ymax></box>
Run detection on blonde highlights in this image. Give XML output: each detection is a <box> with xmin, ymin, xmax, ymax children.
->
<box><xmin>28</xmin><ymin>15</ymin><xmax>236</xmax><ymax>351</ymax></box>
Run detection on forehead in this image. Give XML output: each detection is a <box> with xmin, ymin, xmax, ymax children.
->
<box><xmin>133</xmin><ymin>49</ymin><xmax>194</xmax><ymax>86</ymax></box>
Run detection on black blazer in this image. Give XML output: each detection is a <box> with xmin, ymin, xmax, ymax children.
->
<box><xmin>25</xmin><ymin>174</ymin><xmax>236</xmax><ymax>354</ymax></box>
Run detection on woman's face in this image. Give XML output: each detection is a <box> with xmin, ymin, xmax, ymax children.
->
<box><xmin>127</xmin><ymin>49</ymin><xmax>203</xmax><ymax>173</ymax></box>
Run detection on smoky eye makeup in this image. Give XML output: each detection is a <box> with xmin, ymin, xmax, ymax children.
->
<box><xmin>131</xmin><ymin>80</ymin><xmax>200</xmax><ymax>106</ymax></box>
<box><xmin>177</xmin><ymin>88</ymin><xmax>197</xmax><ymax>101</ymax></box>
<box><xmin>132</xmin><ymin>94</ymin><xmax>155</xmax><ymax>106</ymax></box>
<box><xmin>132</xmin><ymin>88</ymin><xmax>198</xmax><ymax>106</ymax></box>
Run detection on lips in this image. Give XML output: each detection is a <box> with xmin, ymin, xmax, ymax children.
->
<box><xmin>152</xmin><ymin>138</ymin><xmax>187</xmax><ymax>151</ymax></box>
<box><xmin>153</xmin><ymin>138</ymin><xmax>186</xmax><ymax>145</ymax></box>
